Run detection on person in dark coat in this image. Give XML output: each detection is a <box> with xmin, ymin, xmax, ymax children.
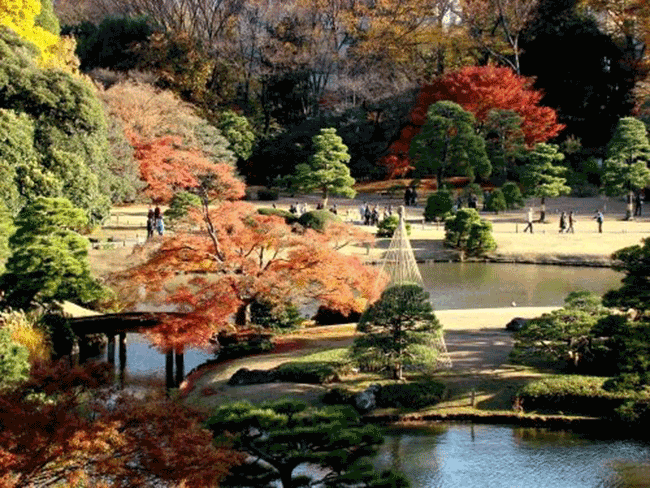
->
<box><xmin>559</xmin><ymin>211</ymin><xmax>567</xmax><ymax>233</ymax></box>
<box><xmin>146</xmin><ymin>208</ymin><xmax>155</xmax><ymax>239</ymax></box>
<box><xmin>410</xmin><ymin>187</ymin><xmax>418</xmax><ymax>206</ymax></box>
<box><xmin>404</xmin><ymin>187</ymin><xmax>412</xmax><ymax>206</ymax></box>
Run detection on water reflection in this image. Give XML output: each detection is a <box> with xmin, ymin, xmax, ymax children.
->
<box><xmin>374</xmin><ymin>424</ymin><xmax>650</xmax><ymax>488</ymax></box>
<box><xmin>419</xmin><ymin>263</ymin><xmax>622</xmax><ymax>310</ymax></box>
<box><xmin>86</xmin><ymin>332</ymin><xmax>215</xmax><ymax>387</ymax></box>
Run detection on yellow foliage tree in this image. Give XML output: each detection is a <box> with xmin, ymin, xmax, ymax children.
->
<box><xmin>0</xmin><ymin>0</ymin><xmax>77</xmax><ymax>72</ymax></box>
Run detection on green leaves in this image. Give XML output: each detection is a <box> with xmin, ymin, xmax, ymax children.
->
<box><xmin>0</xmin><ymin>327</ymin><xmax>30</xmax><ymax>390</ymax></box>
<box><xmin>520</xmin><ymin>143</ymin><xmax>570</xmax><ymax>198</ymax></box>
<box><xmin>292</xmin><ymin>128</ymin><xmax>356</xmax><ymax>205</ymax></box>
<box><xmin>206</xmin><ymin>401</ymin><xmax>399</xmax><ymax>488</ymax></box>
<box><xmin>444</xmin><ymin>208</ymin><xmax>496</xmax><ymax>257</ymax></box>
<box><xmin>602</xmin><ymin>117</ymin><xmax>650</xmax><ymax>197</ymax></box>
<box><xmin>409</xmin><ymin>101</ymin><xmax>491</xmax><ymax>184</ymax></box>
<box><xmin>0</xmin><ymin>197</ymin><xmax>109</xmax><ymax>309</ymax></box>
<box><xmin>604</xmin><ymin>237</ymin><xmax>650</xmax><ymax>313</ymax></box>
<box><xmin>354</xmin><ymin>284</ymin><xmax>441</xmax><ymax>379</ymax></box>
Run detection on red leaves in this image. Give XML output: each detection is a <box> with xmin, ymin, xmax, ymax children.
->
<box><xmin>0</xmin><ymin>362</ymin><xmax>242</xmax><ymax>487</ymax></box>
<box><xmin>385</xmin><ymin>66</ymin><xmax>565</xmax><ymax>177</ymax></box>
<box><xmin>128</xmin><ymin>133</ymin><xmax>245</xmax><ymax>203</ymax></box>
<box><xmin>416</xmin><ymin>66</ymin><xmax>565</xmax><ymax>146</ymax></box>
<box><xmin>114</xmin><ymin>172</ymin><xmax>381</xmax><ymax>352</ymax></box>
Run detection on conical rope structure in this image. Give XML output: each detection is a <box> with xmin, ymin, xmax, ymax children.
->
<box><xmin>376</xmin><ymin>206</ymin><xmax>452</xmax><ymax>370</ymax></box>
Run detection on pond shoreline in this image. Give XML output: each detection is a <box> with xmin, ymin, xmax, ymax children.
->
<box><xmin>365</xmin><ymin>412</ymin><xmax>604</xmax><ymax>430</ymax></box>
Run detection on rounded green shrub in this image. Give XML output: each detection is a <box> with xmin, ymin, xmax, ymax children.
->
<box><xmin>257</xmin><ymin>208</ymin><xmax>299</xmax><ymax>224</ymax></box>
<box><xmin>376</xmin><ymin>215</ymin><xmax>411</xmax><ymax>237</ymax></box>
<box><xmin>486</xmin><ymin>188</ymin><xmax>507</xmax><ymax>213</ymax></box>
<box><xmin>164</xmin><ymin>191</ymin><xmax>202</xmax><ymax>221</ymax></box>
<box><xmin>250</xmin><ymin>299</ymin><xmax>303</xmax><ymax>331</ymax></box>
<box><xmin>0</xmin><ymin>327</ymin><xmax>30</xmax><ymax>390</ymax></box>
<box><xmin>257</xmin><ymin>187</ymin><xmax>279</xmax><ymax>201</ymax></box>
<box><xmin>501</xmin><ymin>182</ymin><xmax>525</xmax><ymax>209</ymax></box>
<box><xmin>424</xmin><ymin>190</ymin><xmax>454</xmax><ymax>222</ymax></box>
<box><xmin>297</xmin><ymin>210</ymin><xmax>341</xmax><ymax>232</ymax></box>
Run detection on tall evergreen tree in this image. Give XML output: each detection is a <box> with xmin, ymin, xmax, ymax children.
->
<box><xmin>409</xmin><ymin>101</ymin><xmax>491</xmax><ymax>186</ymax></box>
<box><xmin>0</xmin><ymin>197</ymin><xmax>109</xmax><ymax>310</ymax></box>
<box><xmin>601</xmin><ymin>117</ymin><xmax>650</xmax><ymax>220</ymax></box>
<box><xmin>519</xmin><ymin>0</ymin><xmax>639</xmax><ymax>152</ymax></box>
<box><xmin>353</xmin><ymin>284</ymin><xmax>442</xmax><ymax>380</ymax></box>
<box><xmin>291</xmin><ymin>128</ymin><xmax>356</xmax><ymax>207</ymax></box>
<box><xmin>520</xmin><ymin>143</ymin><xmax>571</xmax><ymax>222</ymax></box>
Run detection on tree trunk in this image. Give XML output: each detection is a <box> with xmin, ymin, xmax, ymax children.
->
<box><xmin>539</xmin><ymin>196</ymin><xmax>546</xmax><ymax>222</ymax></box>
<box><xmin>279</xmin><ymin>468</ymin><xmax>294</xmax><ymax>488</ymax></box>
<box><xmin>393</xmin><ymin>364</ymin><xmax>403</xmax><ymax>380</ymax></box>
<box><xmin>322</xmin><ymin>188</ymin><xmax>328</xmax><ymax>209</ymax></box>
<box><xmin>626</xmin><ymin>190</ymin><xmax>634</xmax><ymax>220</ymax></box>
<box><xmin>234</xmin><ymin>302</ymin><xmax>250</xmax><ymax>327</ymax></box>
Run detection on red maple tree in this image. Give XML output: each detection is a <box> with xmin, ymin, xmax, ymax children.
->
<box><xmin>382</xmin><ymin>65</ymin><xmax>565</xmax><ymax>177</ymax></box>
<box><xmin>0</xmin><ymin>360</ymin><xmax>241</xmax><ymax>488</ymax></box>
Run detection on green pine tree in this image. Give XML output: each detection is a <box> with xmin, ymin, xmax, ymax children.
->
<box><xmin>520</xmin><ymin>143</ymin><xmax>571</xmax><ymax>222</ymax></box>
<box><xmin>409</xmin><ymin>101</ymin><xmax>491</xmax><ymax>186</ymax></box>
<box><xmin>0</xmin><ymin>197</ymin><xmax>109</xmax><ymax>310</ymax></box>
<box><xmin>601</xmin><ymin>117</ymin><xmax>650</xmax><ymax>220</ymax></box>
<box><xmin>444</xmin><ymin>208</ymin><xmax>496</xmax><ymax>259</ymax></box>
<box><xmin>353</xmin><ymin>284</ymin><xmax>441</xmax><ymax>380</ymax></box>
<box><xmin>206</xmin><ymin>400</ymin><xmax>409</xmax><ymax>488</ymax></box>
<box><xmin>292</xmin><ymin>128</ymin><xmax>356</xmax><ymax>207</ymax></box>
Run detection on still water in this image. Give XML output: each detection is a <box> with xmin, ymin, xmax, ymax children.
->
<box><xmin>419</xmin><ymin>262</ymin><xmax>622</xmax><ymax>310</ymax></box>
<box><xmin>112</xmin><ymin>262</ymin><xmax>623</xmax><ymax>383</ymax></box>
<box><xmin>374</xmin><ymin>424</ymin><xmax>650</xmax><ymax>488</ymax></box>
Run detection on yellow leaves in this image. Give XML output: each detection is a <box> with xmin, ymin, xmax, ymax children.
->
<box><xmin>0</xmin><ymin>0</ymin><xmax>79</xmax><ymax>73</ymax></box>
<box><xmin>1</xmin><ymin>309</ymin><xmax>51</xmax><ymax>364</ymax></box>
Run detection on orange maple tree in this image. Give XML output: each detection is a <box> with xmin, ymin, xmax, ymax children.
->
<box><xmin>115</xmin><ymin>157</ymin><xmax>381</xmax><ymax>353</ymax></box>
<box><xmin>383</xmin><ymin>65</ymin><xmax>565</xmax><ymax>178</ymax></box>
<box><xmin>0</xmin><ymin>360</ymin><xmax>241</xmax><ymax>488</ymax></box>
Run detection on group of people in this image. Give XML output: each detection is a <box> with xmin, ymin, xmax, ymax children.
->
<box><xmin>558</xmin><ymin>211</ymin><xmax>576</xmax><ymax>233</ymax></box>
<box><xmin>358</xmin><ymin>202</ymin><xmax>395</xmax><ymax>225</ymax></box>
<box><xmin>289</xmin><ymin>202</ymin><xmax>309</xmax><ymax>215</ymax></box>
<box><xmin>404</xmin><ymin>187</ymin><xmax>418</xmax><ymax>206</ymax></box>
<box><xmin>359</xmin><ymin>202</ymin><xmax>381</xmax><ymax>226</ymax></box>
<box><xmin>146</xmin><ymin>207</ymin><xmax>164</xmax><ymax>239</ymax></box>
<box><xmin>523</xmin><ymin>208</ymin><xmax>604</xmax><ymax>234</ymax></box>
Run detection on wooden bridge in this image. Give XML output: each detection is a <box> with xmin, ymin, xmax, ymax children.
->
<box><xmin>67</xmin><ymin>311</ymin><xmax>195</xmax><ymax>390</ymax></box>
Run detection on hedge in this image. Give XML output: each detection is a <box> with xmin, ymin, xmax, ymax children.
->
<box><xmin>515</xmin><ymin>375</ymin><xmax>650</xmax><ymax>417</ymax></box>
<box><xmin>257</xmin><ymin>207</ymin><xmax>299</xmax><ymax>224</ymax></box>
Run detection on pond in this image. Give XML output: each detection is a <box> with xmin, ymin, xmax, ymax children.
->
<box><xmin>100</xmin><ymin>262</ymin><xmax>623</xmax><ymax>386</ymax></box>
<box><xmin>419</xmin><ymin>262</ymin><xmax>622</xmax><ymax>310</ymax></box>
<box><xmin>373</xmin><ymin>424</ymin><xmax>650</xmax><ymax>488</ymax></box>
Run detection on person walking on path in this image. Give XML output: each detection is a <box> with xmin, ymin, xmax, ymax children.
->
<box><xmin>155</xmin><ymin>213</ymin><xmax>165</xmax><ymax>236</ymax></box>
<box><xmin>146</xmin><ymin>208</ymin><xmax>155</xmax><ymax>240</ymax></box>
<box><xmin>635</xmin><ymin>192</ymin><xmax>643</xmax><ymax>217</ymax></box>
<box><xmin>594</xmin><ymin>210</ymin><xmax>604</xmax><ymax>233</ymax></box>
<box><xmin>523</xmin><ymin>207</ymin><xmax>534</xmax><ymax>233</ymax></box>
<box><xmin>404</xmin><ymin>187</ymin><xmax>412</xmax><ymax>206</ymax></box>
<box><xmin>567</xmin><ymin>211</ymin><xmax>575</xmax><ymax>233</ymax></box>
<box><xmin>559</xmin><ymin>211</ymin><xmax>567</xmax><ymax>233</ymax></box>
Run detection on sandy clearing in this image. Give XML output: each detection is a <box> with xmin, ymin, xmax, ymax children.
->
<box><xmin>180</xmin><ymin>306</ymin><xmax>558</xmax><ymax>410</ymax></box>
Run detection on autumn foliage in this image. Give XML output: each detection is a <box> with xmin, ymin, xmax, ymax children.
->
<box><xmin>0</xmin><ymin>360</ymin><xmax>241</xmax><ymax>487</ymax></box>
<box><xmin>118</xmin><ymin>198</ymin><xmax>380</xmax><ymax>352</ymax></box>
<box><xmin>383</xmin><ymin>66</ymin><xmax>565</xmax><ymax>178</ymax></box>
<box><xmin>130</xmin><ymin>134</ymin><xmax>245</xmax><ymax>202</ymax></box>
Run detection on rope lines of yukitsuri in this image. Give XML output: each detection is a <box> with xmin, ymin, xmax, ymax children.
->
<box><xmin>376</xmin><ymin>206</ymin><xmax>452</xmax><ymax>370</ymax></box>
